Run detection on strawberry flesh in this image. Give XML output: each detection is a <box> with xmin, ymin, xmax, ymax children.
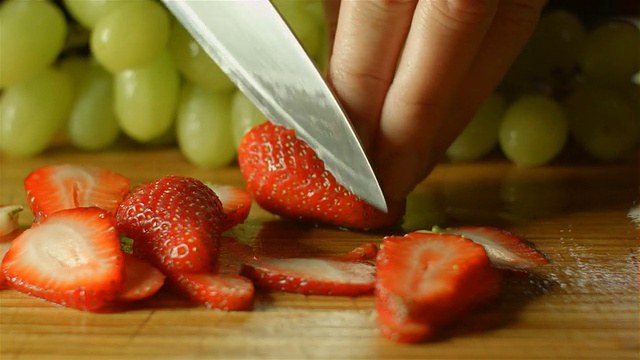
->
<box><xmin>242</xmin><ymin>257</ymin><xmax>376</xmax><ymax>296</ymax></box>
<box><xmin>1</xmin><ymin>207</ymin><xmax>125</xmax><ymax>311</ymax></box>
<box><xmin>432</xmin><ymin>226</ymin><xmax>549</xmax><ymax>270</ymax></box>
<box><xmin>375</xmin><ymin>232</ymin><xmax>502</xmax><ymax>343</ymax></box>
<box><xmin>24</xmin><ymin>164</ymin><xmax>130</xmax><ymax>221</ymax></box>
<box><xmin>205</xmin><ymin>183</ymin><xmax>252</xmax><ymax>231</ymax></box>
<box><xmin>116</xmin><ymin>175</ymin><xmax>224</xmax><ymax>275</ymax></box>
<box><xmin>238</xmin><ymin>121</ymin><xmax>404</xmax><ymax>230</ymax></box>
<box><xmin>115</xmin><ymin>253</ymin><xmax>166</xmax><ymax>302</ymax></box>
<box><xmin>0</xmin><ymin>229</ymin><xmax>23</xmax><ymax>288</ymax></box>
<box><xmin>169</xmin><ymin>272</ymin><xmax>254</xmax><ymax>311</ymax></box>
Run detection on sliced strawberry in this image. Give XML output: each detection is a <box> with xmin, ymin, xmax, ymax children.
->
<box><xmin>24</xmin><ymin>164</ymin><xmax>130</xmax><ymax>221</ymax></box>
<box><xmin>205</xmin><ymin>183</ymin><xmax>252</xmax><ymax>231</ymax></box>
<box><xmin>375</xmin><ymin>232</ymin><xmax>502</xmax><ymax>343</ymax></box>
<box><xmin>0</xmin><ymin>229</ymin><xmax>23</xmax><ymax>288</ymax></box>
<box><xmin>1</xmin><ymin>207</ymin><xmax>125</xmax><ymax>311</ymax></box>
<box><xmin>115</xmin><ymin>253</ymin><xmax>166</xmax><ymax>302</ymax></box>
<box><xmin>238</xmin><ymin>121</ymin><xmax>405</xmax><ymax>230</ymax></box>
<box><xmin>242</xmin><ymin>257</ymin><xmax>376</xmax><ymax>296</ymax></box>
<box><xmin>340</xmin><ymin>243</ymin><xmax>379</xmax><ymax>262</ymax></box>
<box><xmin>0</xmin><ymin>204</ymin><xmax>23</xmax><ymax>236</ymax></box>
<box><xmin>431</xmin><ymin>226</ymin><xmax>549</xmax><ymax>270</ymax></box>
<box><xmin>169</xmin><ymin>272</ymin><xmax>254</xmax><ymax>311</ymax></box>
<box><xmin>216</xmin><ymin>236</ymin><xmax>254</xmax><ymax>275</ymax></box>
<box><xmin>116</xmin><ymin>175</ymin><xmax>224</xmax><ymax>274</ymax></box>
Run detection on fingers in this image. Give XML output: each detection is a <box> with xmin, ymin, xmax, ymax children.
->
<box><xmin>327</xmin><ymin>0</ymin><xmax>417</xmax><ymax>152</ymax></box>
<box><xmin>374</xmin><ymin>0</ymin><xmax>499</xmax><ymax>201</ymax></box>
<box><xmin>323</xmin><ymin>0</ymin><xmax>340</xmax><ymax>55</ymax></box>
<box><xmin>431</xmin><ymin>0</ymin><xmax>546</xmax><ymax>160</ymax></box>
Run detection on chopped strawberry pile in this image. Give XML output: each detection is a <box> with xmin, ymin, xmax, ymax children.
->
<box><xmin>1</xmin><ymin>163</ymin><xmax>549</xmax><ymax>344</ymax></box>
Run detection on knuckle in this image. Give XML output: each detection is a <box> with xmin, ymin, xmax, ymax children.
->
<box><xmin>330</xmin><ymin>64</ymin><xmax>390</xmax><ymax>92</ymax></box>
<box><xmin>423</xmin><ymin>0</ymin><xmax>499</xmax><ymax>33</ymax></box>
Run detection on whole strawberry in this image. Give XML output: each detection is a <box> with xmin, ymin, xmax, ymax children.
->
<box><xmin>116</xmin><ymin>176</ymin><xmax>224</xmax><ymax>274</ymax></box>
<box><xmin>238</xmin><ymin>122</ymin><xmax>404</xmax><ymax>230</ymax></box>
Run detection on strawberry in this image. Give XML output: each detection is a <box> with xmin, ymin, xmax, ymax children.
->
<box><xmin>24</xmin><ymin>164</ymin><xmax>130</xmax><ymax>221</ymax></box>
<box><xmin>241</xmin><ymin>257</ymin><xmax>376</xmax><ymax>296</ymax></box>
<box><xmin>169</xmin><ymin>272</ymin><xmax>254</xmax><ymax>311</ymax></box>
<box><xmin>431</xmin><ymin>226</ymin><xmax>549</xmax><ymax>270</ymax></box>
<box><xmin>0</xmin><ymin>229</ymin><xmax>23</xmax><ymax>288</ymax></box>
<box><xmin>340</xmin><ymin>242</ymin><xmax>379</xmax><ymax>262</ymax></box>
<box><xmin>1</xmin><ymin>207</ymin><xmax>125</xmax><ymax>311</ymax></box>
<box><xmin>205</xmin><ymin>183</ymin><xmax>252</xmax><ymax>231</ymax></box>
<box><xmin>237</xmin><ymin>121</ymin><xmax>404</xmax><ymax>230</ymax></box>
<box><xmin>115</xmin><ymin>253</ymin><xmax>166</xmax><ymax>302</ymax></box>
<box><xmin>115</xmin><ymin>175</ymin><xmax>224</xmax><ymax>275</ymax></box>
<box><xmin>375</xmin><ymin>232</ymin><xmax>502</xmax><ymax>343</ymax></box>
<box><xmin>0</xmin><ymin>204</ymin><xmax>23</xmax><ymax>236</ymax></box>
<box><xmin>216</xmin><ymin>236</ymin><xmax>254</xmax><ymax>275</ymax></box>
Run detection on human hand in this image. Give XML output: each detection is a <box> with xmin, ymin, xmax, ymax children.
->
<box><xmin>323</xmin><ymin>0</ymin><xmax>546</xmax><ymax>204</ymax></box>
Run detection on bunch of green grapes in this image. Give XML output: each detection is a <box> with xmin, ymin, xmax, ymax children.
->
<box><xmin>0</xmin><ymin>0</ymin><xmax>327</xmax><ymax>168</ymax></box>
<box><xmin>448</xmin><ymin>9</ymin><xmax>639</xmax><ymax>166</ymax></box>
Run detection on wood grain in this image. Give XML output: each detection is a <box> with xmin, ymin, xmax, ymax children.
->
<box><xmin>1</xmin><ymin>147</ymin><xmax>638</xmax><ymax>360</ymax></box>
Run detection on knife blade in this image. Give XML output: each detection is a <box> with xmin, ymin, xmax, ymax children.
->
<box><xmin>161</xmin><ymin>0</ymin><xmax>388</xmax><ymax>212</ymax></box>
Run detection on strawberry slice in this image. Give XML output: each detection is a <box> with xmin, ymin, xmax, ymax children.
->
<box><xmin>0</xmin><ymin>204</ymin><xmax>23</xmax><ymax>236</ymax></box>
<box><xmin>115</xmin><ymin>253</ymin><xmax>166</xmax><ymax>302</ymax></box>
<box><xmin>24</xmin><ymin>164</ymin><xmax>130</xmax><ymax>221</ymax></box>
<box><xmin>116</xmin><ymin>175</ymin><xmax>224</xmax><ymax>274</ymax></box>
<box><xmin>0</xmin><ymin>229</ymin><xmax>23</xmax><ymax>288</ymax></box>
<box><xmin>1</xmin><ymin>207</ymin><xmax>125</xmax><ymax>311</ymax></box>
<box><xmin>216</xmin><ymin>236</ymin><xmax>254</xmax><ymax>275</ymax></box>
<box><xmin>241</xmin><ymin>257</ymin><xmax>376</xmax><ymax>296</ymax></box>
<box><xmin>431</xmin><ymin>226</ymin><xmax>549</xmax><ymax>270</ymax></box>
<box><xmin>375</xmin><ymin>232</ymin><xmax>502</xmax><ymax>343</ymax></box>
<box><xmin>169</xmin><ymin>272</ymin><xmax>254</xmax><ymax>311</ymax></box>
<box><xmin>205</xmin><ymin>183</ymin><xmax>252</xmax><ymax>231</ymax></box>
<box><xmin>340</xmin><ymin>243</ymin><xmax>379</xmax><ymax>262</ymax></box>
<box><xmin>238</xmin><ymin>121</ymin><xmax>405</xmax><ymax>230</ymax></box>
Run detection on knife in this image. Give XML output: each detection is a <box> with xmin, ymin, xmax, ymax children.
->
<box><xmin>161</xmin><ymin>0</ymin><xmax>388</xmax><ymax>212</ymax></box>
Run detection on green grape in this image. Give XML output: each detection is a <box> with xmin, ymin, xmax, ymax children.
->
<box><xmin>446</xmin><ymin>93</ymin><xmax>506</xmax><ymax>162</ymax></box>
<box><xmin>67</xmin><ymin>62</ymin><xmax>120</xmax><ymax>151</ymax></box>
<box><xmin>230</xmin><ymin>90</ymin><xmax>268</xmax><ymax>149</ymax></box>
<box><xmin>57</xmin><ymin>55</ymin><xmax>92</xmax><ymax>99</ymax></box>
<box><xmin>563</xmin><ymin>83</ymin><xmax>637</xmax><ymax>162</ymax></box>
<box><xmin>527</xmin><ymin>9</ymin><xmax>586</xmax><ymax>76</ymax></box>
<box><xmin>0</xmin><ymin>67</ymin><xmax>73</xmax><ymax>157</ymax></box>
<box><xmin>499</xmin><ymin>95</ymin><xmax>568</xmax><ymax>167</ymax></box>
<box><xmin>62</xmin><ymin>0</ymin><xmax>123</xmax><ymax>29</ymax></box>
<box><xmin>168</xmin><ymin>22</ymin><xmax>235</xmax><ymax>92</ymax></box>
<box><xmin>273</xmin><ymin>0</ymin><xmax>322</xmax><ymax>58</ymax></box>
<box><xmin>176</xmin><ymin>84</ymin><xmax>236</xmax><ymax>168</ymax></box>
<box><xmin>0</xmin><ymin>0</ymin><xmax>67</xmax><ymax>88</ymax></box>
<box><xmin>91</xmin><ymin>0</ymin><xmax>170</xmax><ymax>73</ymax></box>
<box><xmin>579</xmin><ymin>21</ymin><xmax>640</xmax><ymax>84</ymax></box>
<box><xmin>114</xmin><ymin>52</ymin><xmax>180</xmax><ymax>143</ymax></box>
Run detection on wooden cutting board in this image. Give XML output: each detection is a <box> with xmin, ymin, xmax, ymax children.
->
<box><xmin>1</xmin><ymin>147</ymin><xmax>638</xmax><ymax>360</ymax></box>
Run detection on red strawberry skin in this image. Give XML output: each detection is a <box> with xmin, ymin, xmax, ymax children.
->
<box><xmin>241</xmin><ymin>257</ymin><xmax>376</xmax><ymax>296</ymax></box>
<box><xmin>24</xmin><ymin>164</ymin><xmax>130</xmax><ymax>221</ymax></box>
<box><xmin>375</xmin><ymin>232</ymin><xmax>502</xmax><ymax>343</ymax></box>
<box><xmin>238</xmin><ymin>121</ymin><xmax>404</xmax><ymax>230</ymax></box>
<box><xmin>115</xmin><ymin>176</ymin><xmax>224</xmax><ymax>275</ymax></box>
<box><xmin>2</xmin><ymin>207</ymin><xmax>125</xmax><ymax>311</ymax></box>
